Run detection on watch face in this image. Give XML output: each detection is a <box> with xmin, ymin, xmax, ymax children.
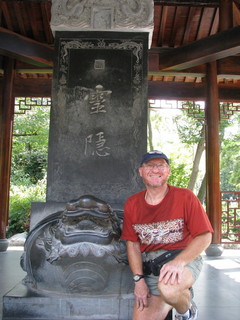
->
<box><xmin>133</xmin><ymin>274</ymin><xmax>143</xmax><ymax>281</ymax></box>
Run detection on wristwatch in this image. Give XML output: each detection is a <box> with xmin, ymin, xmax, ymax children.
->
<box><xmin>133</xmin><ymin>274</ymin><xmax>145</xmax><ymax>282</ymax></box>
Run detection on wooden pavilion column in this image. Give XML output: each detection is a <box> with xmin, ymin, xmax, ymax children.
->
<box><xmin>205</xmin><ymin>61</ymin><xmax>222</xmax><ymax>254</ymax></box>
<box><xmin>0</xmin><ymin>57</ymin><xmax>15</xmax><ymax>251</ymax></box>
<box><xmin>205</xmin><ymin>0</ymin><xmax>233</xmax><ymax>256</ymax></box>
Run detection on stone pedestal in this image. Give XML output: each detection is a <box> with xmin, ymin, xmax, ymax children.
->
<box><xmin>3</xmin><ymin>266</ymin><xmax>135</xmax><ymax>320</ymax></box>
<box><xmin>0</xmin><ymin>238</ymin><xmax>9</xmax><ymax>252</ymax></box>
<box><xmin>205</xmin><ymin>243</ymin><xmax>224</xmax><ymax>256</ymax></box>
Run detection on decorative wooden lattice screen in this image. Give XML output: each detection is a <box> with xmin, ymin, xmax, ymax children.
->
<box><xmin>221</xmin><ymin>191</ymin><xmax>240</xmax><ymax>244</ymax></box>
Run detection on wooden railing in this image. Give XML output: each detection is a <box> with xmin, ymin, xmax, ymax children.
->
<box><xmin>221</xmin><ymin>191</ymin><xmax>240</xmax><ymax>244</ymax></box>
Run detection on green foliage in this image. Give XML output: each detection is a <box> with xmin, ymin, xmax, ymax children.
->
<box><xmin>7</xmin><ymin>181</ymin><xmax>46</xmax><ymax>237</ymax></box>
<box><xmin>11</xmin><ymin>103</ymin><xmax>50</xmax><ymax>186</ymax></box>
<box><xmin>220</xmin><ymin>113</ymin><xmax>240</xmax><ymax>191</ymax></box>
<box><xmin>12</xmin><ymin>153</ymin><xmax>47</xmax><ymax>184</ymax></box>
<box><xmin>8</xmin><ymin>100</ymin><xmax>50</xmax><ymax>237</ymax></box>
<box><xmin>13</xmin><ymin>104</ymin><xmax>49</xmax><ymax>150</ymax></box>
<box><xmin>168</xmin><ymin>162</ymin><xmax>191</xmax><ymax>188</ymax></box>
<box><xmin>173</xmin><ymin>109</ymin><xmax>204</xmax><ymax>144</ymax></box>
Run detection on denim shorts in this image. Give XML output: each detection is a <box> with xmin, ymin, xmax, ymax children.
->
<box><xmin>142</xmin><ymin>249</ymin><xmax>203</xmax><ymax>296</ymax></box>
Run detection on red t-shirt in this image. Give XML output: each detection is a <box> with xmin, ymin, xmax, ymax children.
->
<box><xmin>121</xmin><ymin>185</ymin><xmax>214</xmax><ymax>252</ymax></box>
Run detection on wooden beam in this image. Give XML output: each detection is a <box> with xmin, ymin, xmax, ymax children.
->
<box><xmin>148</xmin><ymin>80</ymin><xmax>240</xmax><ymax>101</ymax></box>
<box><xmin>149</xmin><ymin>53</ymin><xmax>240</xmax><ymax>77</ymax></box>
<box><xmin>13</xmin><ymin>77</ymin><xmax>52</xmax><ymax>97</ymax></box>
<box><xmin>148</xmin><ymin>81</ymin><xmax>205</xmax><ymax>100</ymax></box>
<box><xmin>148</xmin><ymin>71</ymin><xmax>206</xmax><ymax>78</ymax></box>
<box><xmin>149</xmin><ymin>71</ymin><xmax>240</xmax><ymax>79</ymax></box>
<box><xmin>153</xmin><ymin>0</ymin><xmax>219</xmax><ymax>6</ymax></box>
<box><xmin>217</xmin><ymin>56</ymin><xmax>240</xmax><ymax>76</ymax></box>
<box><xmin>158</xmin><ymin>25</ymin><xmax>240</xmax><ymax>70</ymax></box>
<box><xmin>0</xmin><ymin>27</ymin><xmax>54</xmax><ymax>67</ymax></box>
<box><xmin>15</xmin><ymin>69</ymin><xmax>52</xmax><ymax>74</ymax></box>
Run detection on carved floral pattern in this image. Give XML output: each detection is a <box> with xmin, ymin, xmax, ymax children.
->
<box><xmin>51</xmin><ymin>0</ymin><xmax>154</xmax><ymax>32</ymax></box>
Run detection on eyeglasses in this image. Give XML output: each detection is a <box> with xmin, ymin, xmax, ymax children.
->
<box><xmin>142</xmin><ymin>163</ymin><xmax>168</xmax><ymax>170</ymax></box>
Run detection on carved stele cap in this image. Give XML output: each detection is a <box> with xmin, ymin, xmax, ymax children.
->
<box><xmin>50</xmin><ymin>0</ymin><xmax>154</xmax><ymax>48</ymax></box>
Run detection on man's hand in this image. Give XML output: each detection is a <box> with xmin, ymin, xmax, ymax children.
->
<box><xmin>158</xmin><ymin>259</ymin><xmax>185</xmax><ymax>285</ymax></box>
<box><xmin>134</xmin><ymin>279</ymin><xmax>151</xmax><ymax>311</ymax></box>
<box><xmin>159</xmin><ymin>232</ymin><xmax>212</xmax><ymax>286</ymax></box>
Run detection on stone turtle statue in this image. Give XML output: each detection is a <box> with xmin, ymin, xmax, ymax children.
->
<box><xmin>21</xmin><ymin>195</ymin><xmax>128</xmax><ymax>294</ymax></box>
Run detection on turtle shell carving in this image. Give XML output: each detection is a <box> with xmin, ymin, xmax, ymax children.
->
<box><xmin>21</xmin><ymin>195</ymin><xmax>127</xmax><ymax>294</ymax></box>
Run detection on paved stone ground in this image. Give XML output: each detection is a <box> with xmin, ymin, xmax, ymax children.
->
<box><xmin>1</xmin><ymin>245</ymin><xmax>240</xmax><ymax>320</ymax></box>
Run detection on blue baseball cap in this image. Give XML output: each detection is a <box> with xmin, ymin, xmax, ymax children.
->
<box><xmin>140</xmin><ymin>150</ymin><xmax>169</xmax><ymax>165</ymax></box>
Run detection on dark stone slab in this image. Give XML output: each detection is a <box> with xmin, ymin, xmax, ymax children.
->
<box><xmin>46</xmin><ymin>31</ymin><xmax>148</xmax><ymax>207</ymax></box>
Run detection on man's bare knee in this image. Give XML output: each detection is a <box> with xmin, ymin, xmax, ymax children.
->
<box><xmin>158</xmin><ymin>279</ymin><xmax>192</xmax><ymax>306</ymax></box>
<box><xmin>158</xmin><ymin>282</ymin><xmax>177</xmax><ymax>303</ymax></box>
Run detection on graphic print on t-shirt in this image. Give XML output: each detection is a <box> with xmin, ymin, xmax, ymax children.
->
<box><xmin>133</xmin><ymin>218</ymin><xmax>184</xmax><ymax>245</ymax></box>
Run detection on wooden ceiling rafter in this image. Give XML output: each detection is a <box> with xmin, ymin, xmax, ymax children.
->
<box><xmin>177</xmin><ymin>6</ymin><xmax>191</xmax><ymax>46</ymax></box>
<box><xmin>157</xmin><ymin>5</ymin><xmax>164</xmax><ymax>46</ymax></box>
<box><xmin>40</xmin><ymin>2</ymin><xmax>53</xmax><ymax>44</ymax></box>
<box><xmin>210</xmin><ymin>7</ymin><xmax>219</xmax><ymax>35</ymax></box>
<box><xmin>13</xmin><ymin>1</ymin><xmax>27</xmax><ymax>35</ymax></box>
<box><xmin>182</xmin><ymin>6</ymin><xmax>197</xmax><ymax>45</ymax></box>
<box><xmin>233</xmin><ymin>2</ymin><xmax>240</xmax><ymax>24</ymax></box>
<box><xmin>1</xmin><ymin>1</ymin><xmax>13</xmax><ymax>30</ymax></box>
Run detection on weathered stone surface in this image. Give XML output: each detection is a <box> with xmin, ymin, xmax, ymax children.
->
<box><xmin>3</xmin><ymin>281</ymin><xmax>134</xmax><ymax>320</ymax></box>
<box><xmin>22</xmin><ymin>196</ymin><xmax>127</xmax><ymax>294</ymax></box>
<box><xmin>46</xmin><ymin>31</ymin><xmax>148</xmax><ymax>207</ymax></box>
<box><xmin>51</xmin><ymin>0</ymin><xmax>154</xmax><ymax>47</ymax></box>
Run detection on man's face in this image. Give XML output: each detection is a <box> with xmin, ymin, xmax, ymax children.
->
<box><xmin>138</xmin><ymin>158</ymin><xmax>170</xmax><ymax>188</ymax></box>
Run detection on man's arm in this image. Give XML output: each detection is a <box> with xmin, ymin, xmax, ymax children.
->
<box><xmin>159</xmin><ymin>232</ymin><xmax>212</xmax><ymax>285</ymax></box>
<box><xmin>175</xmin><ymin>231</ymin><xmax>212</xmax><ymax>265</ymax></box>
<box><xmin>126</xmin><ymin>240</ymin><xmax>151</xmax><ymax>310</ymax></box>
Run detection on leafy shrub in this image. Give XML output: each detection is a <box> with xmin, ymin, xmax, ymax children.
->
<box><xmin>7</xmin><ymin>180</ymin><xmax>46</xmax><ymax>238</ymax></box>
<box><xmin>12</xmin><ymin>153</ymin><xmax>47</xmax><ymax>184</ymax></box>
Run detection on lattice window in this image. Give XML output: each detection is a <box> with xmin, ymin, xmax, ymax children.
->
<box><xmin>221</xmin><ymin>191</ymin><xmax>240</xmax><ymax>244</ymax></box>
<box><xmin>14</xmin><ymin>97</ymin><xmax>51</xmax><ymax>114</ymax></box>
<box><xmin>180</xmin><ymin>101</ymin><xmax>205</xmax><ymax>119</ymax></box>
<box><xmin>220</xmin><ymin>102</ymin><xmax>240</xmax><ymax>120</ymax></box>
<box><xmin>149</xmin><ymin>100</ymin><xmax>205</xmax><ymax>119</ymax></box>
<box><xmin>149</xmin><ymin>100</ymin><xmax>240</xmax><ymax>120</ymax></box>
